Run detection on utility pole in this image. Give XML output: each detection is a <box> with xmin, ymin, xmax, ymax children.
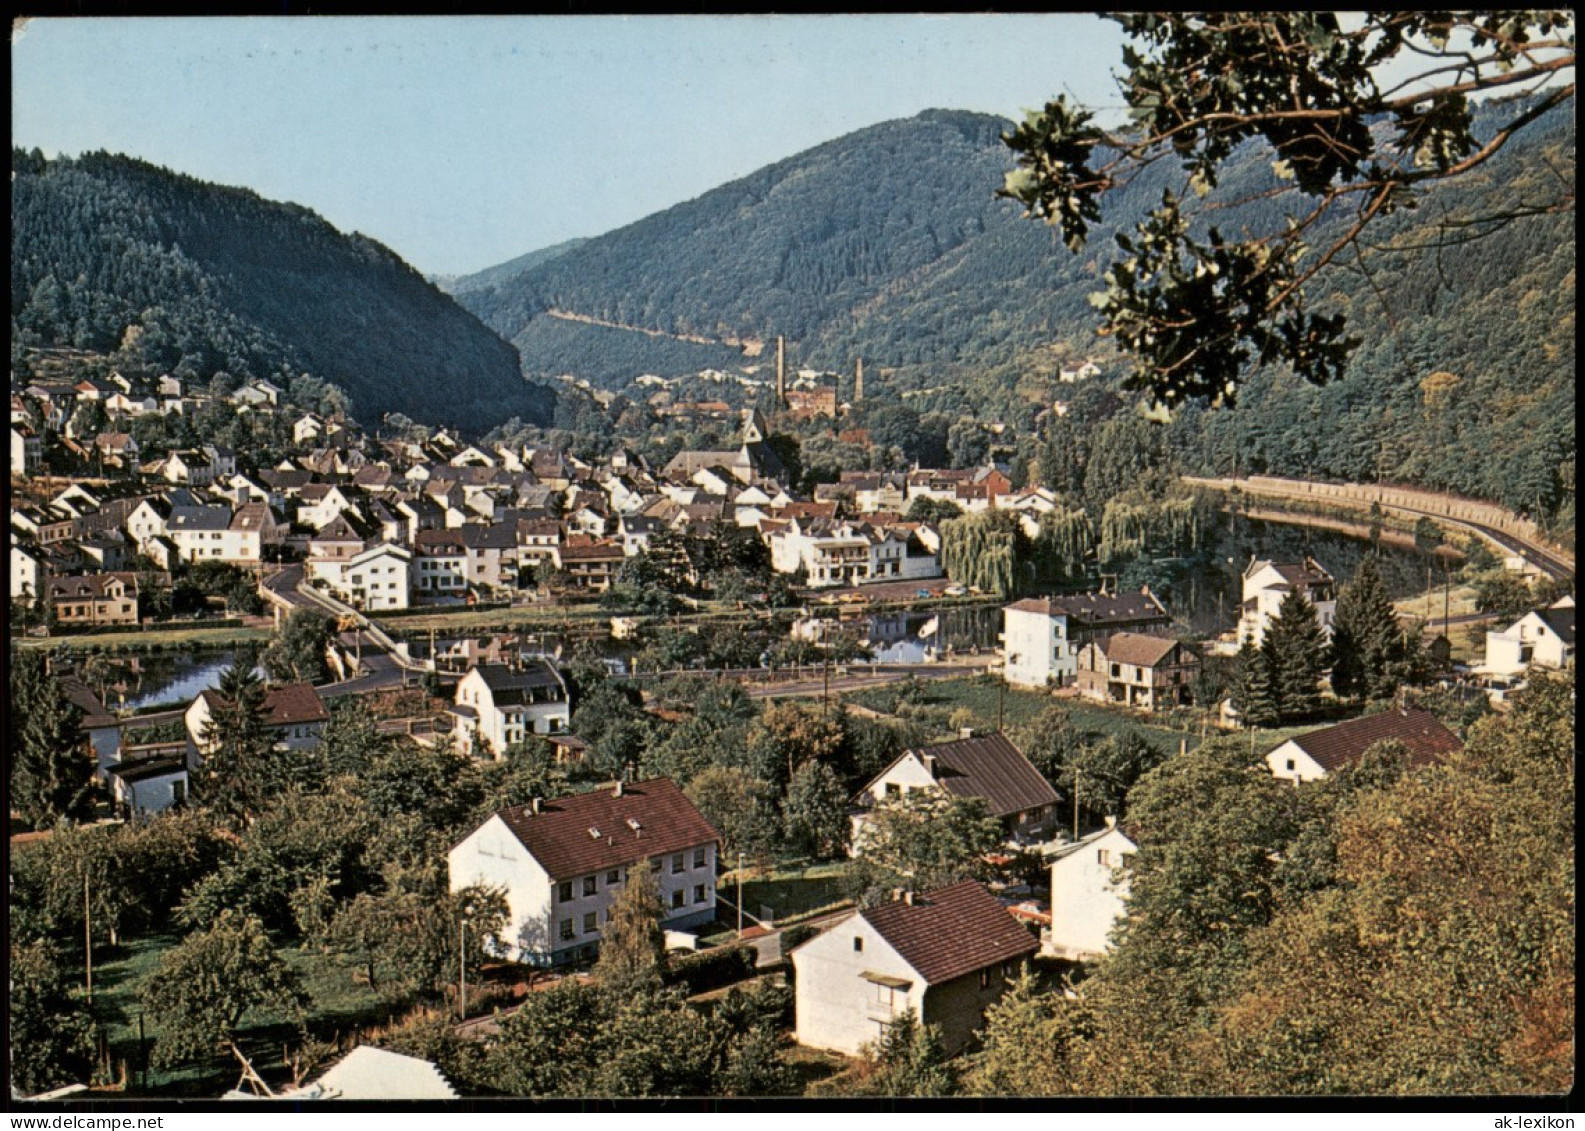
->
<box><xmin>822</xmin><ymin>651</ymin><xmax>831</xmax><ymax>717</ymax></box>
<box><xmin>1071</xmin><ymin>765</ymin><xmax>1081</xmax><ymax>842</ymax></box>
<box><xmin>84</xmin><ymin>871</ymin><xmax>92</xmax><ymax>1001</ymax></box>
<box><xmin>737</xmin><ymin>852</ymin><xmax>745</xmax><ymax>939</ymax></box>
<box><xmin>997</xmin><ymin>678</ymin><xmax>1005</xmax><ymax>732</ymax></box>
<box><xmin>458</xmin><ymin>917</ymin><xmax>468</xmax><ymax>1020</ymax></box>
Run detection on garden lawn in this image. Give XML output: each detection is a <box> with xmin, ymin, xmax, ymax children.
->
<box><xmin>720</xmin><ymin>862</ymin><xmax>851</xmax><ymax>930</ymax></box>
<box><xmin>87</xmin><ymin>932</ymin><xmax>391</xmax><ymax>1098</ymax></box>
<box><xmin>16</xmin><ymin>625</ymin><xmax>273</xmax><ymax>653</ymax></box>
<box><xmin>848</xmin><ymin>676</ymin><xmax>1203</xmax><ymax>756</ymax></box>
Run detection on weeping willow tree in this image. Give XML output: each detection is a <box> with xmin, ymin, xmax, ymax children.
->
<box><xmin>1030</xmin><ymin>505</ymin><xmax>1094</xmax><ymax>585</ymax></box>
<box><xmin>1097</xmin><ymin>492</ymin><xmax>1212</xmax><ymax>566</ymax></box>
<box><xmin>939</xmin><ymin>509</ymin><xmax>1021</xmax><ymax>598</ymax></box>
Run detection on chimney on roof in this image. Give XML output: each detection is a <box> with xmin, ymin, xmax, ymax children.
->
<box><xmin>958</xmin><ymin>726</ymin><xmax>974</xmax><ymax>740</ymax></box>
<box><xmin>903</xmin><ymin>890</ymin><xmax>915</xmax><ymax>906</ymax></box>
<box><xmin>613</xmin><ymin>779</ymin><xmax>623</xmax><ymax>798</ymax></box>
<box><xmin>922</xmin><ymin>753</ymin><xmax>937</xmax><ymax>778</ymax></box>
<box><xmin>1105</xmin><ymin>815</ymin><xmax>1117</xmax><ymax>829</ymax></box>
<box><xmin>531</xmin><ymin>796</ymin><xmax>542</xmax><ymax>815</ymax></box>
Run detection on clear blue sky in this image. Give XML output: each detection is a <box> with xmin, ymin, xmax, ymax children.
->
<box><xmin>12</xmin><ymin>15</ymin><xmax>1129</xmax><ymax>276</ymax></box>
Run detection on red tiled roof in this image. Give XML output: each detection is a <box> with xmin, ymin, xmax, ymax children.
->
<box><xmin>1288</xmin><ymin>707</ymin><xmax>1462</xmax><ymax>774</ymax></box>
<box><xmin>482</xmin><ymin>778</ymin><xmax>719</xmax><ymax>881</ymax></box>
<box><xmin>862</xmin><ymin>881</ymin><xmax>1038</xmax><ymax>986</ymax></box>
<box><xmin>875</xmin><ymin>733</ymin><xmax>1059</xmax><ymax>820</ymax></box>
<box><xmin>261</xmin><ymin>683</ymin><xmax>329</xmax><ymax>727</ymax></box>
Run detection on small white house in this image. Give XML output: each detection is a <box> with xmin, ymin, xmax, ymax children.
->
<box><xmin>790</xmin><ymin>880</ymin><xmax>1039</xmax><ymax>1056</ymax></box>
<box><xmin>1478</xmin><ymin>602</ymin><xmax>1575</xmax><ymax>678</ymax></box>
<box><xmin>186</xmin><ymin>682</ymin><xmax>329</xmax><ymax>770</ymax></box>
<box><xmin>1265</xmin><ymin>707</ymin><xmax>1463</xmax><ymax>784</ymax></box>
<box><xmin>450</xmin><ymin>661</ymin><xmax>571</xmax><ymax>759</ymax></box>
<box><xmin>448</xmin><ymin>779</ymin><xmax>720</xmax><ymax>966</ymax></box>
<box><xmin>1236</xmin><ymin>556</ymin><xmax>1336</xmax><ymax>647</ymax></box>
<box><xmin>851</xmin><ymin>731</ymin><xmax>1060</xmax><ymax>849</ymax></box>
<box><xmin>1044</xmin><ymin>821</ymin><xmax>1137</xmax><ymax>961</ymax></box>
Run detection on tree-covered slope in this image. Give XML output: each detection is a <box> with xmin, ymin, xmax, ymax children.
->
<box><xmin>459</xmin><ymin>103</ymin><xmax>1572</xmax><ymax>520</ymax></box>
<box><xmin>11</xmin><ymin>149</ymin><xmax>553</xmax><ymax>430</ymax></box>
<box><xmin>431</xmin><ymin>236</ymin><xmax>590</xmax><ymax>296</ymax></box>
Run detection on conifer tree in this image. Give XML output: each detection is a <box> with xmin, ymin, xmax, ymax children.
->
<box><xmin>1229</xmin><ymin>640</ymin><xmax>1281</xmax><ymax>729</ymax></box>
<box><xmin>1262</xmin><ymin>591</ymin><xmax>1329</xmax><ymax>722</ymax></box>
<box><xmin>197</xmin><ymin>647</ymin><xmax>274</xmax><ymax>823</ymax></box>
<box><xmin>1330</xmin><ymin>555</ymin><xmax>1401</xmax><ymax>701</ymax></box>
<box><xmin>10</xmin><ymin>649</ymin><xmax>94</xmax><ymax>830</ymax></box>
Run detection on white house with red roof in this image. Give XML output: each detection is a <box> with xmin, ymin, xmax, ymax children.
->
<box><xmin>1265</xmin><ymin>706</ymin><xmax>1462</xmax><ymax>784</ymax></box>
<box><xmin>448</xmin><ymin>778</ymin><xmax>720</xmax><ymax>965</ymax></box>
<box><xmin>1045</xmin><ymin>819</ymin><xmax>1138</xmax><ymax>961</ymax></box>
<box><xmin>185</xmin><ymin>682</ymin><xmax>329</xmax><ymax>769</ymax></box>
<box><xmin>790</xmin><ymin>880</ymin><xmax>1039</xmax><ymax>1055</ymax></box>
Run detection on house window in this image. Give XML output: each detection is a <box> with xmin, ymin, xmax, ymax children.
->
<box><xmin>853</xmin><ymin>937</ymin><xmax>863</xmax><ymax>953</ymax></box>
<box><xmin>606</xmin><ymin>869</ymin><xmax>621</xmax><ymax>885</ymax></box>
<box><xmin>1002</xmin><ymin>961</ymin><xmax>1015</xmax><ymax>979</ymax></box>
<box><xmin>671</xmin><ymin>853</ymin><xmax>684</xmax><ymax>874</ymax></box>
<box><xmin>1097</xmin><ymin>849</ymin><xmax>1112</xmax><ymax>867</ymax></box>
<box><xmin>1121</xmin><ymin>853</ymin><xmax>1136</xmax><ymax>869</ymax></box>
<box><xmin>558</xmin><ymin>880</ymin><xmax>573</xmax><ymax>903</ymax></box>
<box><xmin>559</xmin><ymin>919</ymin><xmax>574</xmax><ymax>941</ymax></box>
<box><xmin>694</xmin><ymin>884</ymin><xmax>706</xmax><ymax>904</ymax></box>
<box><xmin>885</xmin><ymin>782</ymin><xmax>901</xmax><ymax>799</ymax></box>
<box><xmin>1110</xmin><ymin>662</ymin><xmax>1121</xmax><ymax>678</ymax></box>
<box><xmin>1286</xmin><ymin>759</ymin><xmax>1296</xmax><ymax>772</ymax></box>
<box><xmin>693</xmin><ymin>847</ymin><xmax>706</xmax><ymax>869</ymax></box>
<box><xmin>583</xmin><ymin>912</ymin><xmax>597</xmax><ymax>934</ymax></box>
<box><xmin>671</xmin><ymin>889</ymin><xmax>685</xmax><ymax>910</ymax></box>
<box><xmin>583</xmin><ymin>876</ymin><xmax>597</xmax><ymax>897</ymax></box>
<box><xmin>979</xmin><ymin>968</ymin><xmax>992</xmax><ymax>990</ymax></box>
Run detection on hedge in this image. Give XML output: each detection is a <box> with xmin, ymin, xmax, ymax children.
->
<box><xmin>666</xmin><ymin>944</ymin><xmax>758</xmax><ymax>996</ymax></box>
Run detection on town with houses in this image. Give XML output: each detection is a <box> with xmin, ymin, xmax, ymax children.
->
<box><xmin>8</xmin><ymin>341</ymin><xmax>1575</xmax><ymax>1101</ymax></box>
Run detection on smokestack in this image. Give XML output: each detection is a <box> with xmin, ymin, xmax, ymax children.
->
<box><xmin>854</xmin><ymin>358</ymin><xmax>864</xmax><ymax>403</ymax></box>
<box><xmin>776</xmin><ymin>336</ymin><xmax>786</xmax><ymax>405</ymax></box>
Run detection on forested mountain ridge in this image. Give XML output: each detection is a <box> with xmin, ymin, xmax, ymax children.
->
<box><xmin>460</xmin><ymin>104</ymin><xmax>1573</xmax><ymax>525</ymax></box>
<box><xmin>430</xmin><ymin>236</ymin><xmax>590</xmax><ymax>296</ymax></box>
<box><xmin>11</xmin><ymin>149</ymin><xmax>554</xmax><ymax>430</ymax></box>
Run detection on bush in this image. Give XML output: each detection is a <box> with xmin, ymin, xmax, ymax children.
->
<box><xmin>778</xmin><ymin>924</ymin><xmax>819</xmax><ymax>960</ymax></box>
<box><xmin>666</xmin><ymin>944</ymin><xmax>758</xmax><ymax>996</ymax></box>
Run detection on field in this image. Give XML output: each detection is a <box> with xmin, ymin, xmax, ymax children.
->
<box><xmin>14</xmin><ymin>625</ymin><xmax>273</xmax><ymax>653</ymax></box>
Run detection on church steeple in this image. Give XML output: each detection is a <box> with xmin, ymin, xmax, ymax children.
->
<box><xmin>854</xmin><ymin>357</ymin><xmax>864</xmax><ymax>403</ymax></box>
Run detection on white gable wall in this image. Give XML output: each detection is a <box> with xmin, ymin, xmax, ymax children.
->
<box><xmin>1047</xmin><ymin>826</ymin><xmax>1137</xmax><ymax>960</ymax></box>
<box><xmin>792</xmin><ymin>914</ymin><xmax>925</xmax><ymax>1056</ymax></box>
<box><xmin>1264</xmin><ymin>738</ymin><xmax>1328</xmax><ymax>784</ymax></box>
<box><xmin>448</xmin><ymin>815</ymin><xmax>555</xmax><ymax>962</ymax></box>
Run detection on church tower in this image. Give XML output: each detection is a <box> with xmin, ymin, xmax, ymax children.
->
<box><xmin>776</xmin><ymin>336</ymin><xmax>786</xmax><ymax>405</ymax></box>
<box><xmin>854</xmin><ymin>357</ymin><xmax>864</xmax><ymax>403</ymax></box>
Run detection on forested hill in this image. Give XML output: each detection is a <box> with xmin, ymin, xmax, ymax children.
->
<box><xmin>431</xmin><ymin>237</ymin><xmax>590</xmax><ymax>296</ymax></box>
<box><xmin>455</xmin><ymin>108</ymin><xmax>1089</xmax><ymax>388</ymax></box>
<box><xmin>458</xmin><ymin>103</ymin><xmax>1572</xmax><ymax>522</ymax></box>
<box><xmin>11</xmin><ymin>150</ymin><xmax>553</xmax><ymax>431</ymax></box>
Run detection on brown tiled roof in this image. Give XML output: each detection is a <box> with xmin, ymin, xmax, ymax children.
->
<box><xmin>861</xmin><ymin>881</ymin><xmax>1038</xmax><ymax>986</ymax></box>
<box><xmin>887</xmin><ymin>732</ymin><xmax>1059</xmax><ymax>819</ymax></box>
<box><xmin>262</xmin><ymin>683</ymin><xmax>329</xmax><ymax>727</ymax></box>
<box><xmin>1289</xmin><ymin>708</ymin><xmax>1462</xmax><ymax>774</ymax></box>
<box><xmin>1094</xmin><ymin>632</ymin><xmax>1185</xmax><ymax>668</ymax></box>
<box><xmin>57</xmin><ymin>675</ymin><xmax>118</xmax><ymax>730</ymax></box>
<box><xmin>1004</xmin><ymin>589</ymin><xmax>1171</xmax><ymax>626</ymax></box>
<box><xmin>483</xmin><ymin>779</ymin><xmax>719</xmax><ymax>881</ymax></box>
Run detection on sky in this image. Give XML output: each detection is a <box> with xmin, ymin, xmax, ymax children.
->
<box><xmin>12</xmin><ymin>15</ymin><xmax>1131</xmax><ymax>277</ymax></box>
